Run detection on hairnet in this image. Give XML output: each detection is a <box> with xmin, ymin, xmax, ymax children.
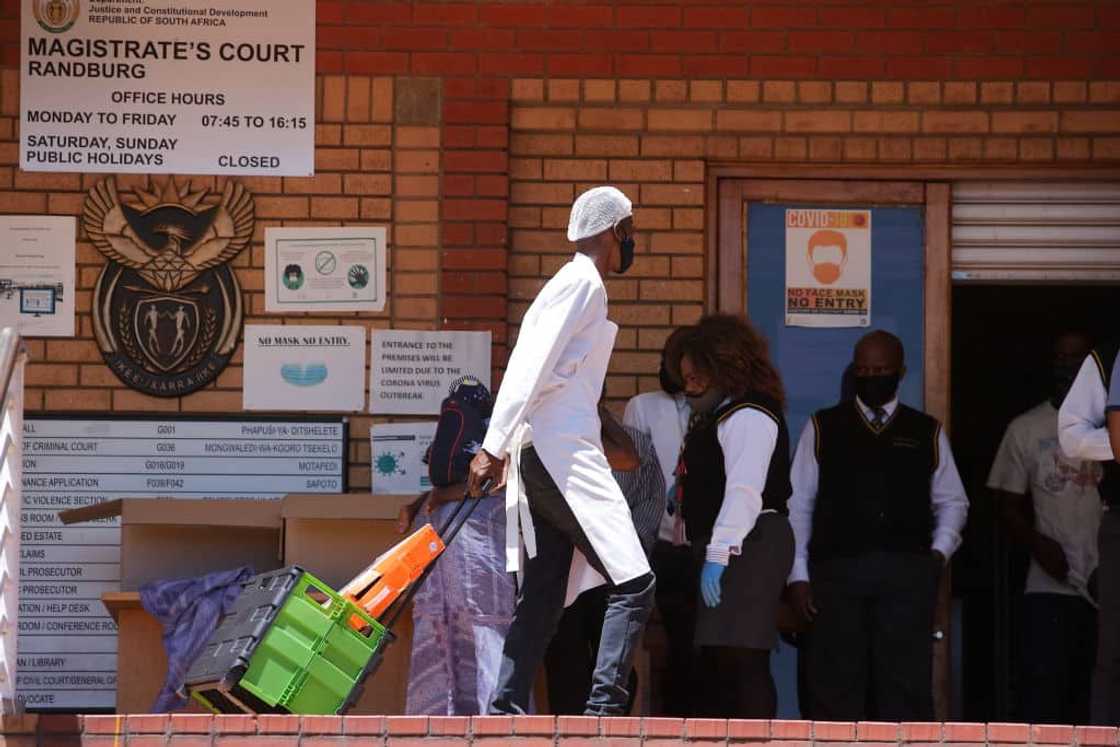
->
<box><xmin>566</xmin><ymin>186</ymin><xmax>633</xmax><ymax>242</ymax></box>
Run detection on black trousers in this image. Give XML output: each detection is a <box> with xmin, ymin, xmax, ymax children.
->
<box><xmin>651</xmin><ymin>540</ymin><xmax>699</xmax><ymax>717</ymax></box>
<box><xmin>489</xmin><ymin>446</ymin><xmax>655</xmax><ymax>716</ymax></box>
<box><xmin>543</xmin><ymin>587</ymin><xmax>639</xmax><ymax>715</ymax></box>
<box><xmin>1093</xmin><ymin>509</ymin><xmax>1120</xmax><ymax>724</ymax></box>
<box><xmin>1021</xmin><ymin>592</ymin><xmax>1096</xmax><ymax>725</ymax></box>
<box><xmin>806</xmin><ymin>551</ymin><xmax>939</xmax><ymax>721</ymax></box>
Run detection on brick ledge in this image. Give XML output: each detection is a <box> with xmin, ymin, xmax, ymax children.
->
<box><xmin>0</xmin><ymin>715</ymin><xmax>1116</xmax><ymax>747</ymax></box>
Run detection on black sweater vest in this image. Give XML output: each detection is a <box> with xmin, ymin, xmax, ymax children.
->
<box><xmin>680</xmin><ymin>393</ymin><xmax>791</xmax><ymax>543</ymax></box>
<box><xmin>1091</xmin><ymin>339</ymin><xmax>1120</xmax><ymax>506</ymax></box>
<box><xmin>809</xmin><ymin>401</ymin><xmax>939</xmax><ymax>561</ymax></box>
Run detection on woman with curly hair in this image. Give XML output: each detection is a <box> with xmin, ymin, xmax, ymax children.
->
<box><xmin>674</xmin><ymin>313</ymin><xmax>795</xmax><ymax>718</ymax></box>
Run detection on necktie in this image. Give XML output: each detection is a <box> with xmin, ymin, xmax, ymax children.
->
<box><xmin>872</xmin><ymin>407</ymin><xmax>887</xmax><ymax>428</ymax></box>
<box><xmin>669</xmin><ymin>410</ymin><xmax>707</xmax><ymax>544</ymax></box>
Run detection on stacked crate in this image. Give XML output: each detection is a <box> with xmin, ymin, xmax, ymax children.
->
<box><xmin>185</xmin><ymin>566</ymin><xmax>392</xmax><ymax>715</ymax></box>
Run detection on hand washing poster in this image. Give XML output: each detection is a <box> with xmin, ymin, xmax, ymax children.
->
<box><xmin>785</xmin><ymin>208</ymin><xmax>871</xmax><ymax>328</ymax></box>
<box><xmin>264</xmin><ymin>226</ymin><xmax>387</xmax><ymax>313</ymax></box>
<box><xmin>243</xmin><ymin>324</ymin><xmax>365</xmax><ymax>411</ymax></box>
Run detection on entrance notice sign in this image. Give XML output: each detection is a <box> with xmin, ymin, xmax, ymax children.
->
<box><xmin>785</xmin><ymin>208</ymin><xmax>872</xmax><ymax>328</ymax></box>
<box><xmin>243</xmin><ymin>325</ymin><xmax>367</xmax><ymax>412</ymax></box>
<box><xmin>20</xmin><ymin>0</ymin><xmax>315</xmax><ymax>176</ymax></box>
<box><xmin>370</xmin><ymin>330</ymin><xmax>491</xmax><ymax>415</ymax></box>
<box><xmin>17</xmin><ymin>416</ymin><xmax>346</xmax><ymax>711</ymax></box>
<box><xmin>0</xmin><ymin>216</ymin><xmax>76</xmax><ymax>337</ymax></box>
<box><xmin>264</xmin><ymin>227</ymin><xmax>387</xmax><ymax>313</ymax></box>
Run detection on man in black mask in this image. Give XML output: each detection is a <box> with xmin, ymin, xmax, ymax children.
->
<box><xmin>785</xmin><ymin>330</ymin><xmax>969</xmax><ymax>720</ymax></box>
<box><xmin>988</xmin><ymin>331</ymin><xmax>1100</xmax><ymax>724</ymax></box>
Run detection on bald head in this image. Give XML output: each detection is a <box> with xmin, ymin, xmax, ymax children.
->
<box><xmin>1054</xmin><ymin>330</ymin><xmax>1092</xmax><ymax>365</ymax></box>
<box><xmin>853</xmin><ymin>330</ymin><xmax>905</xmax><ymax>376</ymax></box>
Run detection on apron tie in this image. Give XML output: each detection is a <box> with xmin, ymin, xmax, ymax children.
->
<box><xmin>504</xmin><ymin>422</ymin><xmax>537</xmax><ymax>576</ymax></box>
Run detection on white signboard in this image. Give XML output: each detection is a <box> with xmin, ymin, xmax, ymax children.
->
<box><xmin>785</xmin><ymin>208</ymin><xmax>872</xmax><ymax>328</ymax></box>
<box><xmin>243</xmin><ymin>325</ymin><xmax>366</xmax><ymax>412</ymax></box>
<box><xmin>370</xmin><ymin>330</ymin><xmax>491</xmax><ymax>415</ymax></box>
<box><xmin>0</xmin><ymin>216</ymin><xmax>75</xmax><ymax>337</ymax></box>
<box><xmin>264</xmin><ymin>227</ymin><xmax>387</xmax><ymax>313</ymax></box>
<box><xmin>370</xmin><ymin>422</ymin><xmax>437</xmax><ymax>495</ymax></box>
<box><xmin>18</xmin><ymin>416</ymin><xmax>346</xmax><ymax>711</ymax></box>
<box><xmin>20</xmin><ymin>0</ymin><xmax>314</xmax><ymax>176</ymax></box>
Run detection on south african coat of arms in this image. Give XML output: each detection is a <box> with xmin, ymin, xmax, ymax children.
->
<box><xmin>82</xmin><ymin>177</ymin><xmax>254</xmax><ymax>397</ymax></box>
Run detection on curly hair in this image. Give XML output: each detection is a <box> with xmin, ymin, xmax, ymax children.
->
<box><xmin>677</xmin><ymin>313</ymin><xmax>786</xmax><ymax>408</ymax></box>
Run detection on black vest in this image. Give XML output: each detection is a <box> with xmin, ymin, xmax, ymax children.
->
<box><xmin>809</xmin><ymin>401</ymin><xmax>939</xmax><ymax>561</ymax></box>
<box><xmin>1091</xmin><ymin>339</ymin><xmax>1120</xmax><ymax>506</ymax></box>
<box><xmin>680</xmin><ymin>393</ymin><xmax>791</xmax><ymax>543</ymax></box>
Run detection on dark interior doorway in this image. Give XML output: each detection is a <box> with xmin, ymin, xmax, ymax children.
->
<box><xmin>951</xmin><ymin>284</ymin><xmax>1120</xmax><ymax>722</ymax></box>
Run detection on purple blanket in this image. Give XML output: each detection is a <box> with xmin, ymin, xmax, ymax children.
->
<box><xmin>139</xmin><ymin>566</ymin><xmax>254</xmax><ymax>712</ymax></box>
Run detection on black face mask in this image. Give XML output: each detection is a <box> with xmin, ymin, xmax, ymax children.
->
<box><xmin>855</xmin><ymin>373</ymin><xmax>900</xmax><ymax>408</ymax></box>
<box><xmin>1051</xmin><ymin>364</ymin><xmax>1080</xmax><ymax>407</ymax></box>
<box><xmin>616</xmin><ymin>236</ymin><xmax>635</xmax><ymax>274</ymax></box>
<box><xmin>686</xmin><ymin>387</ymin><xmax>724</xmax><ymax>415</ymax></box>
<box><xmin>659</xmin><ymin>362</ymin><xmax>682</xmax><ymax>395</ymax></box>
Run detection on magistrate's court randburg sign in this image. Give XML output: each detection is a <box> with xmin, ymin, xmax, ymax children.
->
<box><xmin>21</xmin><ymin>0</ymin><xmax>314</xmax><ymax>176</ymax></box>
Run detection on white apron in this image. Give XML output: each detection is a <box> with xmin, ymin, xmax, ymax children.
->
<box><xmin>492</xmin><ymin>256</ymin><xmax>649</xmax><ymax>606</ymax></box>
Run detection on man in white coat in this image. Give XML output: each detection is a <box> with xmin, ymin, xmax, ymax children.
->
<box><xmin>468</xmin><ymin>186</ymin><xmax>655</xmax><ymax>716</ymax></box>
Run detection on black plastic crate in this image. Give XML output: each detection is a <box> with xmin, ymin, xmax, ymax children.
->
<box><xmin>184</xmin><ymin>566</ymin><xmax>304</xmax><ymax>692</ymax></box>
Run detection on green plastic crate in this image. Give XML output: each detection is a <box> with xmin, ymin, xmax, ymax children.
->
<box><xmin>187</xmin><ymin>567</ymin><xmax>392</xmax><ymax>715</ymax></box>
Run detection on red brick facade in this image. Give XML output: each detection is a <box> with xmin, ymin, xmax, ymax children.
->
<box><xmin>1</xmin><ymin>0</ymin><xmax>1119</xmax><ymax>487</ymax></box>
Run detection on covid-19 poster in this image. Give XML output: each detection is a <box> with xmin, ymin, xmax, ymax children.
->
<box><xmin>785</xmin><ymin>208</ymin><xmax>872</xmax><ymax>328</ymax></box>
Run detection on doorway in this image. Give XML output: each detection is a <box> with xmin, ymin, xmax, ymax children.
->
<box><xmin>951</xmin><ymin>283</ymin><xmax>1120</xmax><ymax>722</ymax></box>
<box><xmin>713</xmin><ymin>176</ymin><xmax>948</xmax><ymax>718</ymax></box>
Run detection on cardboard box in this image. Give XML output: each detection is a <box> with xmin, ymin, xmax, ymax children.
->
<box><xmin>59</xmin><ymin>498</ymin><xmax>283</xmax><ymax>590</ymax></box>
<box><xmin>101</xmin><ymin>592</ymin><xmax>205</xmax><ymax>714</ymax></box>
<box><xmin>60</xmin><ymin>498</ymin><xmax>285</xmax><ymax>713</ymax></box>
<box><xmin>280</xmin><ymin>493</ymin><xmax>418</xmax><ymax>715</ymax></box>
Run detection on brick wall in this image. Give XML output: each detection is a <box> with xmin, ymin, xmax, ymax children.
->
<box><xmin>506</xmin><ymin>76</ymin><xmax>1120</xmax><ymax>400</ymax></box>
<box><xmin>0</xmin><ymin>70</ymin><xmax>442</xmax><ymax>489</ymax></box>
<box><xmin>299</xmin><ymin>2</ymin><xmax>1119</xmax><ymax>81</ymax></box>
<box><xmin>4</xmin><ymin>714</ymin><xmax>1120</xmax><ymax>747</ymax></box>
<box><xmin>2</xmin><ymin>0</ymin><xmax>1120</xmax><ymax>485</ymax></box>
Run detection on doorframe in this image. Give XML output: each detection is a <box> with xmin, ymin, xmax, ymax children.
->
<box><xmin>706</xmin><ymin>164</ymin><xmax>1120</xmax><ymax>427</ymax></box>
<box><xmin>706</xmin><ymin>164</ymin><xmax>1120</xmax><ymax>720</ymax></box>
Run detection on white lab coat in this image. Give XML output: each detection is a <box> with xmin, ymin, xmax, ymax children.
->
<box><xmin>481</xmin><ymin>253</ymin><xmax>650</xmax><ymax>605</ymax></box>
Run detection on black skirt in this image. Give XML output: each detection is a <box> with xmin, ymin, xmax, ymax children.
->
<box><xmin>693</xmin><ymin>512</ymin><xmax>795</xmax><ymax>649</ymax></box>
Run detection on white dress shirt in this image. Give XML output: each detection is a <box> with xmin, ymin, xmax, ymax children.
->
<box><xmin>787</xmin><ymin>397</ymin><xmax>970</xmax><ymax>584</ymax></box>
<box><xmin>1059</xmin><ymin>353</ymin><xmax>1113</xmax><ymax>462</ymax></box>
<box><xmin>623</xmin><ymin>390</ymin><xmax>690</xmax><ymax>542</ymax></box>
<box><xmin>1109</xmin><ymin>348</ymin><xmax>1120</xmax><ymax>410</ymax></box>
<box><xmin>706</xmin><ymin>406</ymin><xmax>779</xmax><ymax>565</ymax></box>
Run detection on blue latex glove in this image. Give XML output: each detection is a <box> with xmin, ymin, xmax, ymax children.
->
<box><xmin>700</xmin><ymin>561</ymin><xmax>725</xmax><ymax>608</ymax></box>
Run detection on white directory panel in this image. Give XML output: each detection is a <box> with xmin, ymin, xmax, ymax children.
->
<box><xmin>17</xmin><ymin>416</ymin><xmax>347</xmax><ymax>711</ymax></box>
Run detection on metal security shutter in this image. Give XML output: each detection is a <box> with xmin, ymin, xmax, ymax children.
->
<box><xmin>951</xmin><ymin>182</ymin><xmax>1120</xmax><ymax>282</ymax></box>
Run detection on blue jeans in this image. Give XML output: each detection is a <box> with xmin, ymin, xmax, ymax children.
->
<box><xmin>489</xmin><ymin>446</ymin><xmax>655</xmax><ymax>716</ymax></box>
